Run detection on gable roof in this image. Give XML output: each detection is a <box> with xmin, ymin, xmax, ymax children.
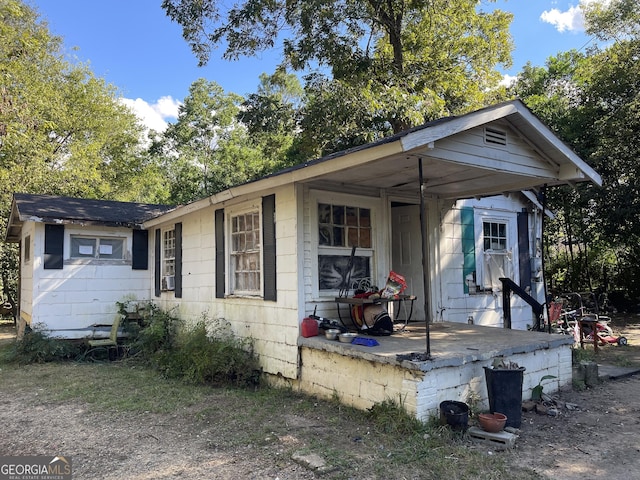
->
<box><xmin>145</xmin><ymin>99</ymin><xmax>602</xmax><ymax>226</ymax></box>
<box><xmin>261</xmin><ymin>99</ymin><xmax>601</xmax><ymax>186</ymax></box>
<box><xmin>5</xmin><ymin>194</ymin><xmax>176</xmax><ymax>242</ymax></box>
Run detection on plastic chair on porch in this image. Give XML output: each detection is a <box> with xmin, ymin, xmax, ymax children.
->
<box><xmin>88</xmin><ymin>316</ymin><xmax>122</xmax><ymax>360</ymax></box>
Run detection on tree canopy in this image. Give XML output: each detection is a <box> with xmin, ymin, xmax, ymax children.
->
<box><xmin>0</xmin><ymin>0</ymin><xmax>168</xmax><ymax>304</ymax></box>
<box><xmin>0</xmin><ymin>0</ymin><xmax>166</xmax><ymax>205</ymax></box>
<box><xmin>162</xmin><ymin>0</ymin><xmax>513</xmax><ymax>147</ymax></box>
<box><xmin>512</xmin><ymin>0</ymin><xmax>640</xmax><ymax>302</ymax></box>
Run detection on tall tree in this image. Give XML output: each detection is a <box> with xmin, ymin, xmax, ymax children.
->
<box><xmin>1</xmin><ymin>0</ymin><xmax>164</xmax><ymax>204</ymax></box>
<box><xmin>163</xmin><ymin>0</ymin><xmax>513</xmax><ymax>148</ymax></box>
<box><xmin>513</xmin><ymin>0</ymin><xmax>640</xmax><ymax>301</ymax></box>
<box><xmin>238</xmin><ymin>70</ymin><xmax>303</xmax><ymax>167</ymax></box>
<box><xmin>157</xmin><ymin>78</ymin><xmax>267</xmax><ymax>202</ymax></box>
<box><xmin>0</xmin><ymin>0</ymin><xmax>166</xmax><ymax>304</ymax></box>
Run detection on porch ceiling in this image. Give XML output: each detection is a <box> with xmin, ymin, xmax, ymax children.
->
<box><xmin>291</xmin><ymin>101</ymin><xmax>601</xmax><ymax>201</ymax></box>
<box><xmin>306</xmin><ymin>151</ymin><xmax>547</xmax><ymax>200</ymax></box>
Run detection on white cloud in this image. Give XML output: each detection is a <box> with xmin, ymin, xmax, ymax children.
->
<box><xmin>540</xmin><ymin>5</ymin><xmax>585</xmax><ymax>33</ymax></box>
<box><xmin>500</xmin><ymin>74</ymin><xmax>518</xmax><ymax>87</ymax></box>
<box><xmin>540</xmin><ymin>0</ymin><xmax>611</xmax><ymax>33</ymax></box>
<box><xmin>120</xmin><ymin>96</ymin><xmax>181</xmax><ymax>132</ymax></box>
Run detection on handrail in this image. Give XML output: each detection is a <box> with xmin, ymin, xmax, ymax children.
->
<box><xmin>499</xmin><ymin>277</ymin><xmax>546</xmax><ymax>331</ymax></box>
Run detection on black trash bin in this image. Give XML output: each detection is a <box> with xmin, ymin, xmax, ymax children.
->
<box><xmin>483</xmin><ymin>366</ymin><xmax>525</xmax><ymax>428</ymax></box>
<box><xmin>439</xmin><ymin>400</ymin><xmax>469</xmax><ymax>432</ymax></box>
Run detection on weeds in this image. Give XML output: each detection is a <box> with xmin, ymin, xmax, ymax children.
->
<box><xmin>2</xmin><ymin>301</ymin><xmax>261</xmax><ymax>389</ymax></box>
<box><xmin>0</xmin><ymin>328</ymin><xmax>83</xmax><ymax>364</ymax></box>
<box><xmin>156</xmin><ymin>319</ymin><xmax>260</xmax><ymax>387</ymax></box>
<box><xmin>120</xmin><ymin>302</ymin><xmax>261</xmax><ymax>388</ymax></box>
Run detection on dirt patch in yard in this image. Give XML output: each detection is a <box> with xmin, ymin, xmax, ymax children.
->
<box><xmin>1</xmin><ymin>317</ymin><xmax>640</xmax><ymax>479</ymax></box>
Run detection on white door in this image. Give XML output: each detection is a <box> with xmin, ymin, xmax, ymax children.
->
<box><xmin>391</xmin><ymin>204</ymin><xmax>425</xmax><ymax>321</ymax></box>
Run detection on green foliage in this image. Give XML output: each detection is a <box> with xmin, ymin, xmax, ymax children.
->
<box><xmin>163</xmin><ymin>0</ymin><xmax>513</xmax><ymax>154</ymax></box>
<box><xmin>512</xmin><ymin>1</ymin><xmax>640</xmax><ymax>301</ymax></box>
<box><xmin>367</xmin><ymin>397</ymin><xmax>427</xmax><ymax>436</ymax></box>
<box><xmin>531</xmin><ymin>375</ymin><xmax>557</xmax><ymax>401</ymax></box>
<box><xmin>572</xmin><ymin>347</ymin><xmax>595</xmax><ymax>365</ymax></box>
<box><xmin>584</xmin><ymin>0</ymin><xmax>640</xmax><ymax>40</ymax></box>
<box><xmin>0</xmin><ymin>0</ymin><xmax>169</xmax><ymax>301</ymax></box>
<box><xmin>159</xmin><ymin>319</ymin><xmax>261</xmax><ymax>387</ymax></box>
<box><xmin>1</xmin><ymin>328</ymin><xmax>83</xmax><ymax>364</ymax></box>
<box><xmin>130</xmin><ymin>302</ymin><xmax>181</xmax><ymax>360</ymax></box>
<box><xmin>126</xmin><ymin>303</ymin><xmax>260</xmax><ymax>388</ymax></box>
<box><xmin>154</xmin><ymin>78</ymin><xmax>272</xmax><ymax>201</ymax></box>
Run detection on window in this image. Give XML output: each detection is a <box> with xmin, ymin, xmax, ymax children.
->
<box><xmin>484</xmin><ymin>221</ymin><xmax>507</xmax><ymax>251</ymax></box>
<box><xmin>70</xmin><ymin>236</ymin><xmax>124</xmax><ymax>260</ymax></box>
<box><xmin>24</xmin><ymin>235</ymin><xmax>31</xmax><ymax>263</ymax></box>
<box><xmin>318</xmin><ymin>203</ymin><xmax>371</xmax><ymax>248</ymax></box>
<box><xmin>480</xmin><ymin>220</ymin><xmax>512</xmax><ymax>291</ymax></box>
<box><xmin>316</xmin><ymin>201</ymin><xmax>373</xmax><ymax>292</ymax></box>
<box><xmin>230</xmin><ymin>210</ymin><xmax>261</xmax><ymax>294</ymax></box>
<box><xmin>162</xmin><ymin>228</ymin><xmax>175</xmax><ymax>290</ymax></box>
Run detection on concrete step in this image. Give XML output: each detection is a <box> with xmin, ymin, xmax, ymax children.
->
<box><xmin>467</xmin><ymin>426</ymin><xmax>517</xmax><ymax>450</ymax></box>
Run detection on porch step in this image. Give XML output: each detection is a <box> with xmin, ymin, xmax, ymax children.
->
<box><xmin>467</xmin><ymin>426</ymin><xmax>517</xmax><ymax>450</ymax></box>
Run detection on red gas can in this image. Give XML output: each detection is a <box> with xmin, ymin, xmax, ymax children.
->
<box><xmin>301</xmin><ymin>317</ymin><xmax>319</xmax><ymax>337</ymax></box>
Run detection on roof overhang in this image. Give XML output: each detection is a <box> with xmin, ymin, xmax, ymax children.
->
<box><xmin>282</xmin><ymin>100</ymin><xmax>601</xmax><ymax>201</ymax></box>
<box><xmin>145</xmin><ymin>100</ymin><xmax>601</xmax><ymax>226</ymax></box>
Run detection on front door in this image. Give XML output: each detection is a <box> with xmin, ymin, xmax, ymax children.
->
<box><xmin>391</xmin><ymin>204</ymin><xmax>425</xmax><ymax>321</ymax></box>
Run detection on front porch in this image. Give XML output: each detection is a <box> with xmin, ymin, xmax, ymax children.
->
<box><xmin>297</xmin><ymin>322</ymin><xmax>574</xmax><ymax>421</ymax></box>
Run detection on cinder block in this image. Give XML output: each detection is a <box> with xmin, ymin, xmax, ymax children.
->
<box><xmin>467</xmin><ymin>426</ymin><xmax>516</xmax><ymax>449</ymax></box>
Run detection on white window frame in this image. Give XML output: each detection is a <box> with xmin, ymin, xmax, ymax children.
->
<box><xmin>474</xmin><ymin>210</ymin><xmax>517</xmax><ymax>292</ymax></box>
<box><xmin>310</xmin><ymin>190</ymin><xmax>378</xmax><ymax>298</ymax></box>
<box><xmin>70</xmin><ymin>235</ymin><xmax>126</xmax><ymax>261</ymax></box>
<box><xmin>161</xmin><ymin>227</ymin><xmax>175</xmax><ymax>291</ymax></box>
<box><xmin>227</xmin><ymin>202</ymin><xmax>263</xmax><ymax>297</ymax></box>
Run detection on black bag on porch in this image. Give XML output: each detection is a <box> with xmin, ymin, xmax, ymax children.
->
<box><xmin>358</xmin><ymin>304</ymin><xmax>393</xmax><ymax>336</ymax></box>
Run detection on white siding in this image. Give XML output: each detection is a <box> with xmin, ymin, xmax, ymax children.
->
<box><xmin>436</xmin><ymin>194</ymin><xmax>543</xmax><ymax>330</ymax></box>
<box><xmin>154</xmin><ymin>184</ymin><xmax>301</xmax><ymax>379</ymax></box>
<box><xmin>28</xmin><ymin>223</ymin><xmax>151</xmax><ymax>338</ymax></box>
<box><xmin>19</xmin><ymin>222</ymin><xmax>36</xmax><ymax>323</ymax></box>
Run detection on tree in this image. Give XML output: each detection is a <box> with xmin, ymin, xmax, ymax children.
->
<box><xmin>163</xmin><ymin>0</ymin><xmax>513</xmax><ymax>145</ymax></box>
<box><xmin>238</xmin><ymin>70</ymin><xmax>303</xmax><ymax>167</ymax></box>
<box><xmin>583</xmin><ymin>0</ymin><xmax>640</xmax><ymax>40</ymax></box>
<box><xmin>156</xmin><ymin>78</ymin><xmax>268</xmax><ymax>202</ymax></box>
<box><xmin>512</xmin><ymin>0</ymin><xmax>640</xmax><ymax>303</ymax></box>
<box><xmin>1</xmin><ymin>0</ymin><xmax>165</xmax><ymax>204</ymax></box>
<box><xmin>1</xmin><ymin>0</ymin><xmax>166</xmax><ymax>304</ymax></box>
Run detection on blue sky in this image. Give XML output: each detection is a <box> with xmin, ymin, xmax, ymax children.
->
<box><xmin>30</xmin><ymin>0</ymin><xmax>603</xmax><ymax>131</ymax></box>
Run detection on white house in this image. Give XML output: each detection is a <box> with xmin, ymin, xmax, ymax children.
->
<box><xmin>5</xmin><ymin>100</ymin><xmax>601</xmax><ymax>419</ymax></box>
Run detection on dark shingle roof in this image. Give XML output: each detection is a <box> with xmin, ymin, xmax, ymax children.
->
<box><xmin>6</xmin><ymin>193</ymin><xmax>176</xmax><ymax>242</ymax></box>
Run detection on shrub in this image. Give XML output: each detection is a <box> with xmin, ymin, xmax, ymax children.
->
<box><xmin>129</xmin><ymin>303</ymin><xmax>181</xmax><ymax>361</ymax></box>
<box><xmin>127</xmin><ymin>304</ymin><xmax>261</xmax><ymax>388</ymax></box>
<box><xmin>159</xmin><ymin>319</ymin><xmax>261</xmax><ymax>387</ymax></box>
<box><xmin>1</xmin><ymin>329</ymin><xmax>83</xmax><ymax>364</ymax></box>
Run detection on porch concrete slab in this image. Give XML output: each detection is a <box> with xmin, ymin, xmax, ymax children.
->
<box><xmin>298</xmin><ymin>322</ymin><xmax>574</xmax><ymax>372</ymax></box>
<box><xmin>598</xmin><ymin>363</ymin><xmax>640</xmax><ymax>380</ymax></box>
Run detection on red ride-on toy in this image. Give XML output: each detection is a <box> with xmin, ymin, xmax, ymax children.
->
<box><xmin>577</xmin><ymin>314</ymin><xmax>628</xmax><ymax>347</ymax></box>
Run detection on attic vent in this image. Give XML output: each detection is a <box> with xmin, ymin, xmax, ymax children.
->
<box><xmin>484</xmin><ymin>127</ymin><xmax>507</xmax><ymax>146</ymax></box>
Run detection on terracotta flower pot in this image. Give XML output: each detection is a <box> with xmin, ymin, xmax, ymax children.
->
<box><xmin>478</xmin><ymin>412</ymin><xmax>507</xmax><ymax>433</ymax></box>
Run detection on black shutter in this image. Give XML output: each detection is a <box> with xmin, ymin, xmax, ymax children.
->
<box><xmin>154</xmin><ymin>229</ymin><xmax>161</xmax><ymax>297</ymax></box>
<box><xmin>215</xmin><ymin>209</ymin><xmax>225</xmax><ymax>299</ymax></box>
<box><xmin>517</xmin><ymin>210</ymin><xmax>531</xmax><ymax>290</ymax></box>
<box><xmin>175</xmin><ymin>222</ymin><xmax>182</xmax><ymax>298</ymax></box>
<box><xmin>262</xmin><ymin>194</ymin><xmax>277</xmax><ymax>301</ymax></box>
<box><xmin>44</xmin><ymin>224</ymin><xmax>64</xmax><ymax>270</ymax></box>
<box><xmin>132</xmin><ymin>230</ymin><xmax>149</xmax><ymax>270</ymax></box>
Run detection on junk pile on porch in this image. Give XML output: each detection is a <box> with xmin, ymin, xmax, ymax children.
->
<box><xmin>302</xmin><ymin>271</ymin><xmax>411</xmax><ymax>341</ymax></box>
